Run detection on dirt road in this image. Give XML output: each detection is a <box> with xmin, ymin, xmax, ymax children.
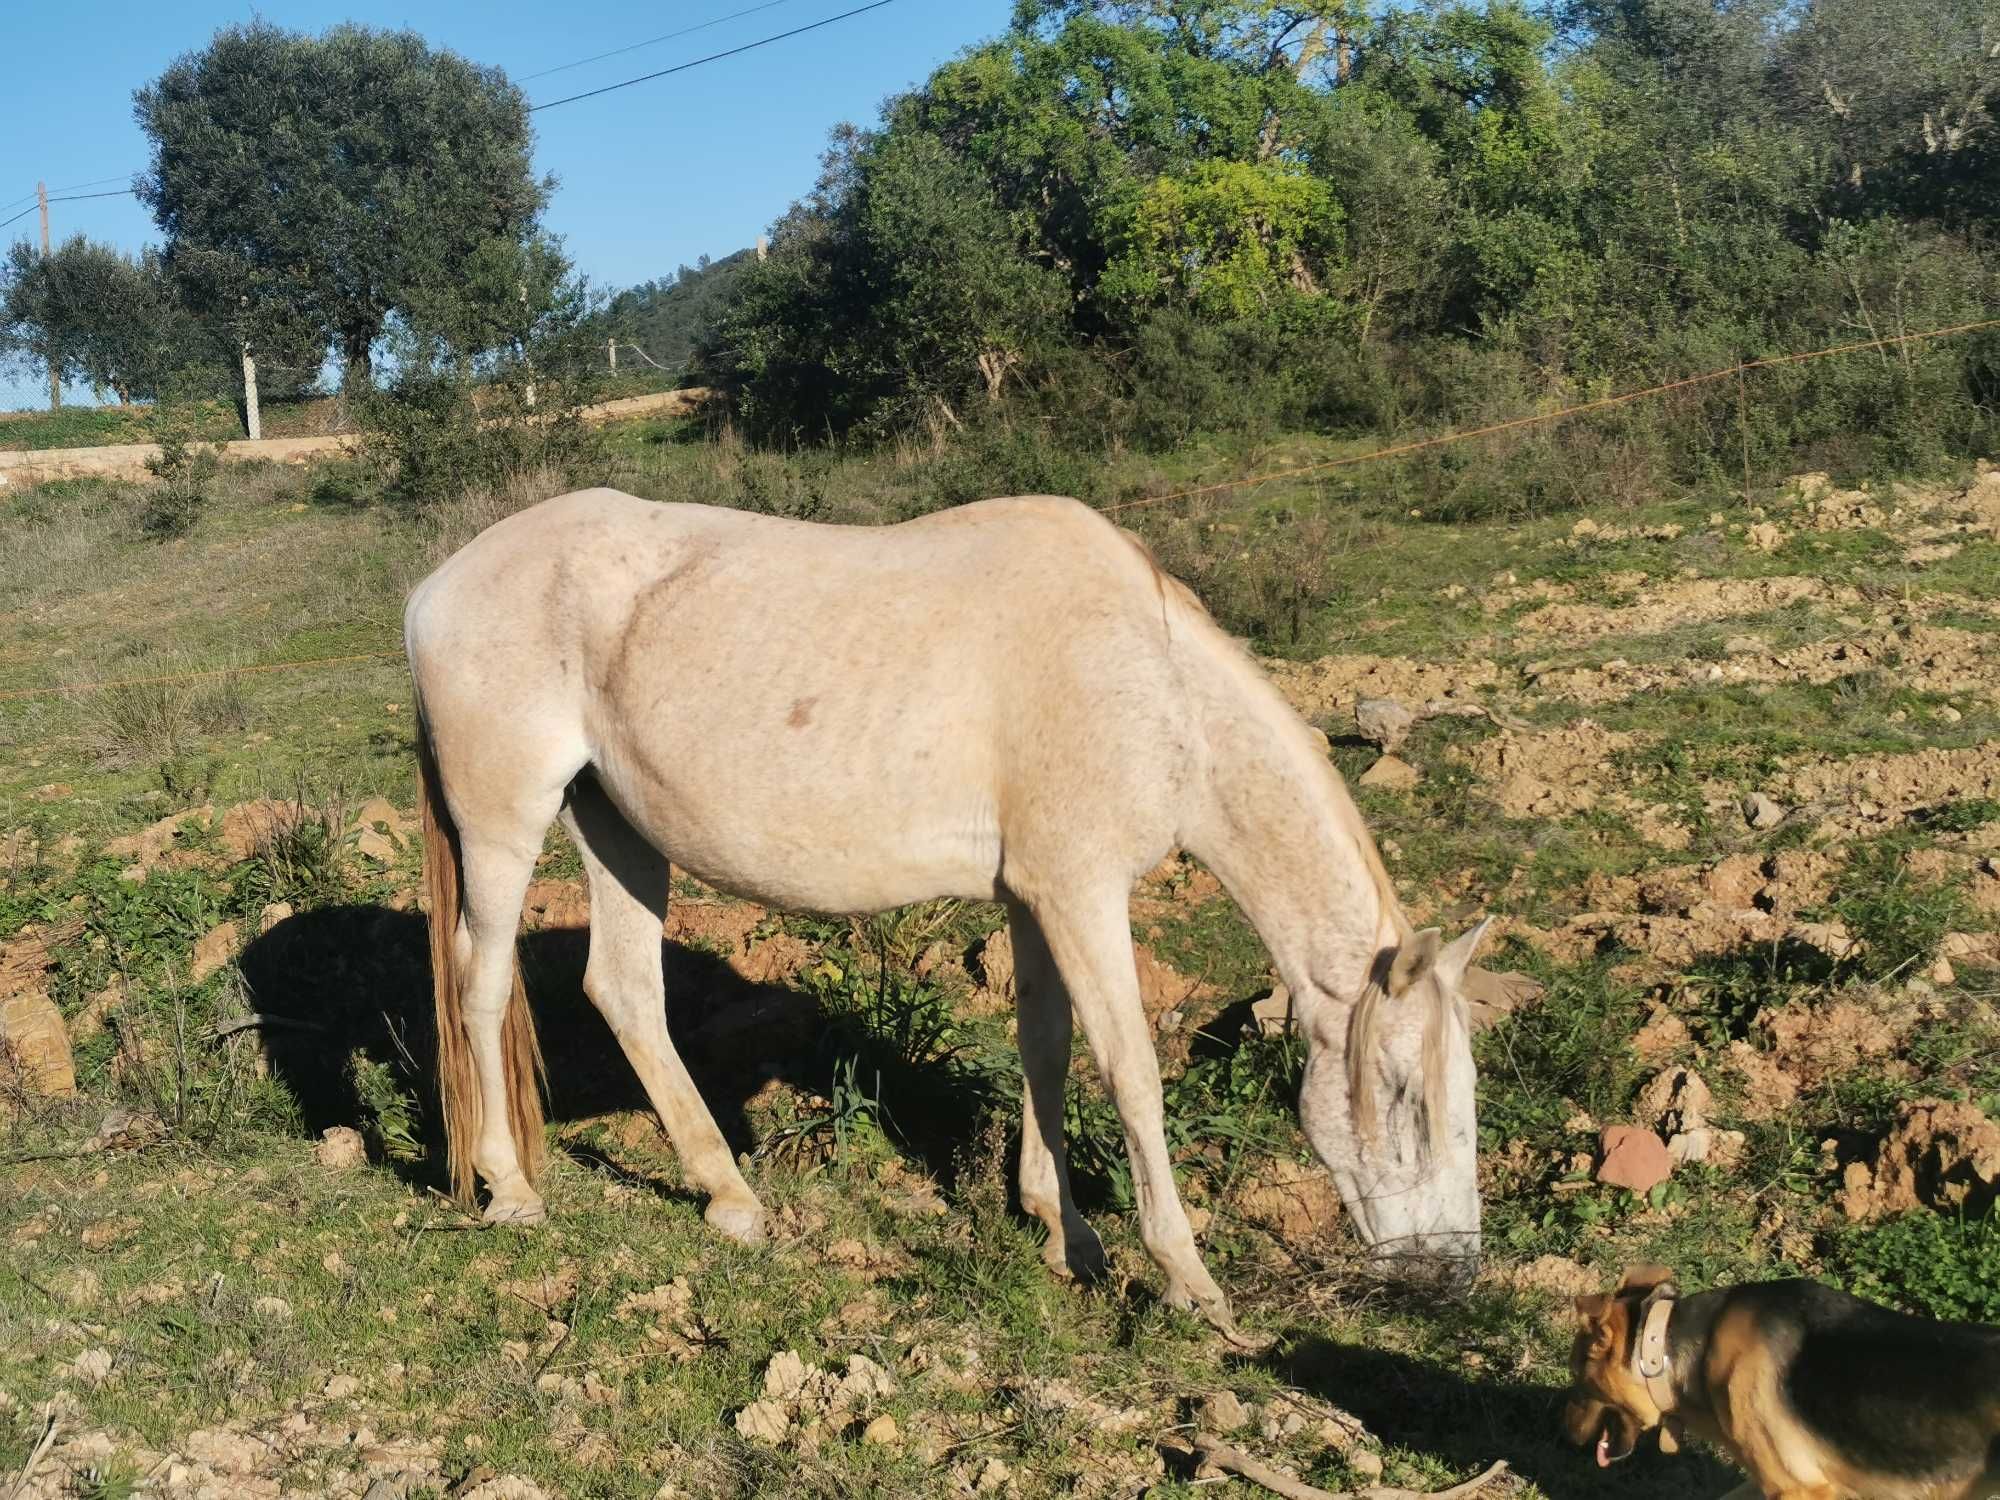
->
<box><xmin>0</xmin><ymin>388</ymin><xmax>711</xmax><ymax>489</ymax></box>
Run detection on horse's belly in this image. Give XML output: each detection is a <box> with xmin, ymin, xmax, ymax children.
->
<box><xmin>676</xmin><ymin>840</ymin><xmax>1006</xmax><ymax>915</ymax></box>
<box><xmin>593</xmin><ymin>742</ymin><xmax>1007</xmax><ymax>915</ymax></box>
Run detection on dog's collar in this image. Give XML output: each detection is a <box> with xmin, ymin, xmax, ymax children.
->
<box><xmin>1631</xmin><ymin>1292</ymin><xmax>1682</xmax><ymax>1447</ymax></box>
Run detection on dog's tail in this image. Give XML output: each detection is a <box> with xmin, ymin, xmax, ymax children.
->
<box><xmin>417</xmin><ymin>714</ymin><xmax>546</xmax><ymax>1204</ymax></box>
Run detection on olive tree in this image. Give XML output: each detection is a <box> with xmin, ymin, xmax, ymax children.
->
<box><xmin>135</xmin><ymin>22</ymin><xmax>553</xmax><ymax>390</ymax></box>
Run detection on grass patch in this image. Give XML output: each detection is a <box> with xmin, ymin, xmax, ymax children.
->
<box><xmin>7</xmin><ymin>422</ymin><xmax>2000</xmax><ymax>1497</ymax></box>
<box><xmin>1143</xmin><ymin>895</ymin><xmax>1272</xmax><ymax>998</ymax></box>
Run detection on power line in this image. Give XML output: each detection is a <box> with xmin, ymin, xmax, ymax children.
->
<box><xmin>47</xmin><ymin>173</ymin><xmax>138</xmax><ymax>194</ymax></box>
<box><xmin>516</xmin><ymin>0</ymin><xmax>805</xmax><ymax>83</ymax></box>
<box><xmin>9</xmin><ymin>3</ymin><xmax>902</xmax><ymax>227</ymax></box>
<box><xmin>529</xmin><ymin>0</ymin><xmax>901</xmax><ymax>111</ymax></box>
<box><xmin>1</xmin><ymin>174</ymin><xmax>138</xmax><ymax>217</ymax></box>
<box><xmin>1</xmin><ymin>188</ymin><xmax>140</xmax><ymax>235</ymax></box>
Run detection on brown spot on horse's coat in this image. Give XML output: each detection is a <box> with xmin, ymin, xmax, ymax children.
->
<box><xmin>787</xmin><ymin>697</ymin><xmax>816</xmax><ymax>729</ymax></box>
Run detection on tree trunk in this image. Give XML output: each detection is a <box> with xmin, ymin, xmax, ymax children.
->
<box><xmin>341</xmin><ymin>331</ymin><xmax>373</xmax><ymax>393</ymax></box>
<box><xmin>976</xmin><ymin>348</ymin><xmax>1020</xmax><ymax>402</ymax></box>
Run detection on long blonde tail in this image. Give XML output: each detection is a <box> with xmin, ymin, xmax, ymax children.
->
<box><xmin>417</xmin><ymin>719</ymin><xmax>546</xmax><ymax>1204</ymax></box>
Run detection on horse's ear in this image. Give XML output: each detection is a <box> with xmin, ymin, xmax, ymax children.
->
<box><xmin>1437</xmin><ymin>917</ymin><xmax>1494</xmax><ymax>988</ymax></box>
<box><xmin>1388</xmin><ymin>928</ymin><xmax>1442</xmax><ymax>996</ymax></box>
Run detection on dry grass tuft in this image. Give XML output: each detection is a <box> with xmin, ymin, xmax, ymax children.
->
<box><xmin>74</xmin><ymin>664</ymin><xmax>250</xmax><ymax>769</ymax></box>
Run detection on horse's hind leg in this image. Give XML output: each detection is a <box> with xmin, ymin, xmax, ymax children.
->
<box><xmin>1007</xmin><ymin>901</ymin><xmax>1106</xmax><ymax>1280</ymax></box>
<box><xmin>457</xmin><ymin>814</ymin><xmax>560</xmax><ymax>1225</ymax></box>
<box><xmin>560</xmin><ymin>775</ymin><xmax>766</xmax><ymax>1244</ymax></box>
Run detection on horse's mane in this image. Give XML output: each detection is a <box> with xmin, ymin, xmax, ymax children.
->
<box><xmin>1346</xmin><ymin>956</ymin><xmax>1455</xmax><ymax>1162</ymax></box>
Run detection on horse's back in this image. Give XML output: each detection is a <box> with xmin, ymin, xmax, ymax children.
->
<box><xmin>409</xmin><ymin>488</ymin><xmax>1178</xmax><ymax>681</ymax></box>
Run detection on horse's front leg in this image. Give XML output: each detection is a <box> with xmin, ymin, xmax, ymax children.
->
<box><xmin>1020</xmin><ymin>879</ymin><xmax>1267</xmax><ymax>1350</ymax></box>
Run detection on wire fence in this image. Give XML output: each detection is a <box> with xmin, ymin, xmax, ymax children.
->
<box><xmin>2</xmin><ymin>311</ymin><xmax>1997</xmax><ymax>706</ymax></box>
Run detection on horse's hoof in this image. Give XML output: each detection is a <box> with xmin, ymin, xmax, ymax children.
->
<box><xmin>1164</xmin><ymin>1279</ymin><xmax>1270</xmax><ymax>1352</ymax></box>
<box><xmin>1217</xmin><ymin>1321</ymin><xmax>1276</xmax><ymax>1355</ymax></box>
<box><xmin>483</xmin><ymin>1192</ymin><xmax>547</xmax><ymax>1228</ymax></box>
<box><xmin>705</xmin><ymin>1198</ymin><xmax>767</xmax><ymax>1246</ymax></box>
<box><xmin>1046</xmin><ymin>1223</ymin><xmax>1107</xmax><ymax>1283</ymax></box>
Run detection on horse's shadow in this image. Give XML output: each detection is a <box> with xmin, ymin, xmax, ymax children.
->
<box><xmin>1268</xmin><ymin>1330</ymin><xmax>1734</xmax><ymax>1500</ymax></box>
<box><xmin>234</xmin><ymin>902</ymin><xmax>971</xmax><ymax>1203</ymax></box>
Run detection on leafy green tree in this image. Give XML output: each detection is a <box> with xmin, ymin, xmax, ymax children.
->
<box><xmin>165</xmin><ymin>244</ymin><xmax>333</xmax><ymax>404</ymax></box>
<box><xmin>1776</xmin><ymin>0</ymin><xmax>2000</xmax><ymax>224</ymax></box>
<box><xmin>1015</xmin><ymin>1</ymin><xmax>1368</xmax><ymax>82</ymax></box>
<box><xmin>1100</xmin><ymin>159</ymin><xmax>1341</xmax><ymax>318</ymax></box>
<box><xmin>0</xmin><ymin>236</ymin><xmax>216</xmax><ymax>404</ymax></box>
<box><xmin>134</xmin><ymin>22</ymin><xmax>552</xmax><ymax>389</ymax></box>
<box><xmin>1307</xmin><ymin>102</ymin><xmax>1449</xmax><ymax>345</ymax></box>
<box><xmin>715</xmin><ymin>126</ymin><xmax>1067</xmax><ymax>438</ymax></box>
<box><xmin>700</xmin><ymin>0</ymin><xmax>2000</xmax><ymax>472</ymax></box>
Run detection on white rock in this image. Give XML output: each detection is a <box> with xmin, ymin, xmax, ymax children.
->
<box><xmin>1741</xmin><ymin>792</ymin><xmax>1784</xmax><ymax>830</ymax></box>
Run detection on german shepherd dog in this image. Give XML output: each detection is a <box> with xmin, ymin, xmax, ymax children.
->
<box><xmin>1563</xmin><ymin>1265</ymin><xmax>2000</xmax><ymax>1499</ymax></box>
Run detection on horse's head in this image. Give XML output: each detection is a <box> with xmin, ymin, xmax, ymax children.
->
<box><xmin>1297</xmin><ymin>920</ymin><xmax>1489</xmax><ymax>1279</ymax></box>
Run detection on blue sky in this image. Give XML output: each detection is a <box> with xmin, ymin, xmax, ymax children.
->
<box><xmin>0</xmin><ymin>0</ymin><xmax>1015</xmax><ymax>410</ymax></box>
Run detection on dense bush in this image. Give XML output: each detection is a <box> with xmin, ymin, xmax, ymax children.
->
<box><xmin>359</xmin><ymin>277</ymin><xmax>608</xmax><ymax>507</ymax></box>
<box><xmin>688</xmin><ymin>0</ymin><xmax>2000</xmax><ymax>489</ymax></box>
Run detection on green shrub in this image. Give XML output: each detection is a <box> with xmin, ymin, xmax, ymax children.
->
<box><xmin>1827</xmin><ymin>1210</ymin><xmax>2000</xmax><ymax>1322</ymax></box>
<box><xmin>912</xmin><ymin>419</ymin><xmax>1104</xmax><ymax>514</ymax></box>
<box><xmin>1475</xmin><ymin>958</ymin><xmax>1647</xmax><ymax>1147</ymax></box>
<box><xmin>140</xmin><ymin>391</ymin><xmax>222</xmax><ymax>538</ymax></box>
<box><xmin>360</xmin><ymin>364</ymin><xmax>602</xmax><ymax>507</ymax></box>
<box><xmin>306</xmin><ymin>461</ymin><xmax>378</xmax><ymax>510</ymax></box>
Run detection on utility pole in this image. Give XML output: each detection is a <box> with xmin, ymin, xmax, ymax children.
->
<box><xmin>608</xmin><ymin>338</ymin><xmax>618</xmax><ymax>373</ymax></box>
<box><xmin>240</xmin><ymin>297</ymin><xmax>262</xmax><ymax>441</ymax></box>
<box><xmin>37</xmin><ymin>181</ymin><xmax>58</xmax><ymax>411</ymax></box>
<box><xmin>519</xmin><ymin>281</ymin><xmax>536</xmax><ymax>410</ymax></box>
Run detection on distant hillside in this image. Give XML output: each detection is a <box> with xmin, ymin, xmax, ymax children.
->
<box><xmin>599</xmin><ymin>250</ymin><xmax>754</xmax><ymax>381</ymax></box>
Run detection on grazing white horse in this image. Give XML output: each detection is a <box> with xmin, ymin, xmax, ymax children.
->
<box><xmin>405</xmin><ymin>488</ymin><xmax>1489</xmax><ymax>1345</ymax></box>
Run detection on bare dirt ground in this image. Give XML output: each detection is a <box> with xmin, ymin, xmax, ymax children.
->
<box><xmin>2</xmin><ymin>457</ymin><xmax>1998</xmax><ymax>1497</ymax></box>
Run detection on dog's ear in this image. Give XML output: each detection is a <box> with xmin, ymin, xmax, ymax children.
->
<box><xmin>1615</xmin><ymin>1264</ymin><xmax>1676</xmax><ymax>1297</ymax></box>
<box><xmin>1573</xmin><ymin>1292</ymin><xmax>1617</xmax><ymax>1355</ymax></box>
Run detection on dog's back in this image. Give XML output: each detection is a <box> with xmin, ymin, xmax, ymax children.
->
<box><xmin>1735</xmin><ymin>1281</ymin><xmax>2000</xmax><ymax>1493</ymax></box>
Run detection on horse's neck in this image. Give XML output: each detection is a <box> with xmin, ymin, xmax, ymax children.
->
<box><xmin>1178</xmin><ymin>642</ymin><xmax>1403</xmax><ymax>1001</ymax></box>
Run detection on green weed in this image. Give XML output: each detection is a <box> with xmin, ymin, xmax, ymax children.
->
<box><xmin>229</xmin><ymin>794</ymin><xmax>353</xmax><ymax>914</ymax></box>
<box><xmin>1830</xmin><ymin>842</ymin><xmax>1971</xmax><ymax>983</ymax></box>
<box><xmin>1827</xmin><ymin>1210</ymin><xmax>2000</xmax><ymax>1321</ymax></box>
<box><xmin>1476</xmin><ymin>957</ymin><xmax>1647</xmax><ymax>1146</ymax></box>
